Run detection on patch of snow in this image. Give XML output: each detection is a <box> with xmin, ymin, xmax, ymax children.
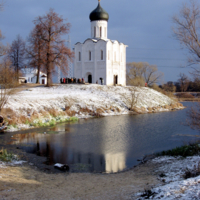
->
<box><xmin>0</xmin><ymin>160</ymin><xmax>26</xmax><ymax>168</ymax></box>
<box><xmin>136</xmin><ymin>156</ymin><xmax>200</xmax><ymax>200</ymax></box>
<box><xmin>54</xmin><ymin>163</ymin><xmax>64</xmax><ymax>168</ymax></box>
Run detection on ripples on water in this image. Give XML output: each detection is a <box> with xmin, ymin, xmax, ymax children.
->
<box><xmin>8</xmin><ymin>102</ymin><xmax>199</xmax><ymax>173</ymax></box>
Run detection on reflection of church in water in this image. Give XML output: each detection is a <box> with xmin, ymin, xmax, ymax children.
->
<box><xmin>74</xmin><ymin>0</ymin><xmax>127</xmax><ymax>86</ymax></box>
<box><xmin>12</xmin><ymin>124</ymin><xmax>126</xmax><ymax>173</ymax></box>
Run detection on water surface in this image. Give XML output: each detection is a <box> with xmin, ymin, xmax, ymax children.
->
<box><xmin>8</xmin><ymin>102</ymin><xmax>200</xmax><ymax>173</ymax></box>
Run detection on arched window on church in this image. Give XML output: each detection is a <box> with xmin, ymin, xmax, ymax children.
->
<box><xmin>100</xmin><ymin>27</ymin><xmax>102</xmax><ymax>38</ymax></box>
<box><xmin>101</xmin><ymin>50</ymin><xmax>103</xmax><ymax>60</ymax></box>
<box><xmin>89</xmin><ymin>51</ymin><xmax>91</xmax><ymax>61</ymax></box>
<box><xmin>108</xmin><ymin>50</ymin><xmax>110</xmax><ymax>60</ymax></box>
<box><xmin>79</xmin><ymin>52</ymin><xmax>81</xmax><ymax>61</ymax></box>
<box><xmin>104</xmin><ymin>27</ymin><xmax>106</xmax><ymax>37</ymax></box>
<box><xmin>94</xmin><ymin>26</ymin><xmax>96</xmax><ymax>37</ymax></box>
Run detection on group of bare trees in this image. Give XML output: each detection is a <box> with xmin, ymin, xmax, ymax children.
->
<box><xmin>173</xmin><ymin>0</ymin><xmax>200</xmax><ymax>131</ymax></box>
<box><xmin>26</xmin><ymin>9</ymin><xmax>74</xmax><ymax>86</ymax></box>
<box><xmin>0</xmin><ymin>4</ymin><xmax>74</xmax><ymax>114</ymax></box>
<box><xmin>126</xmin><ymin>62</ymin><xmax>163</xmax><ymax>86</ymax></box>
<box><xmin>0</xmin><ymin>1</ymin><xmax>18</xmax><ymax>113</ymax></box>
<box><xmin>3</xmin><ymin>8</ymin><xmax>74</xmax><ymax>87</ymax></box>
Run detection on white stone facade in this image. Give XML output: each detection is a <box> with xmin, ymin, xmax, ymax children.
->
<box><xmin>20</xmin><ymin>67</ymin><xmax>47</xmax><ymax>84</ymax></box>
<box><xmin>74</xmin><ymin>5</ymin><xmax>127</xmax><ymax>86</ymax></box>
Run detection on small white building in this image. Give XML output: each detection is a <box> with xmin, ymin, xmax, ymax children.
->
<box><xmin>74</xmin><ymin>0</ymin><xmax>127</xmax><ymax>86</ymax></box>
<box><xmin>20</xmin><ymin>67</ymin><xmax>47</xmax><ymax>84</ymax></box>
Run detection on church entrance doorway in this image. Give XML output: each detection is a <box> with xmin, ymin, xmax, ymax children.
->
<box><xmin>114</xmin><ymin>75</ymin><xmax>118</xmax><ymax>85</ymax></box>
<box><xmin>88</xmin><ymin>75</ymin><xmax>92</xmax><ymax>83</ymax></box>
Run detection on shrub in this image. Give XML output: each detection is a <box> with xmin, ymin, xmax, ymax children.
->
<box><xmin>0</xmin><ymin>148</ymin><xmax>16</xmax><ymax>162</ymax></box>
<box><xmin>69</xmin><ymin>117</ymin><xmax>78</xmax><ymax>122</ymax></box>
<box><xmin>49</xmin><ymin>119</ymin><xmax>56</xmax><ymax>126</ymax></box>
<box><xmin>184</xmin><ymin>162</ymin><xmax>200</xmax><ymax>179</ymax></box>
<box><xmin>176</xmin><ymin>93</ymin><xmax>195</xmax><ymax>98</ymax></box>
<box><xmin>157</xmin><ymin>143</ymin><xmax>200</xmax><ymax>157</ymax></box>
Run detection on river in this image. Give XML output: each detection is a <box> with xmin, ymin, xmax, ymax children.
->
<box><xmin>2</xmin><ymin>102</ymin><xmax>200</xmax><ymax>173</ymax></box>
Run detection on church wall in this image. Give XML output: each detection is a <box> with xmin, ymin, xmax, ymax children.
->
<box><xmin>74</xmin><ymin>43</ymin><xmax>83</xmax><ymax>79</ymax></box>
<box><xmin>82</xmin><ymin>40</ymin><xmax>95</xmax><ymax>83</ymax></box>
<box><xmin>91</xmin><ymin>20</ymin><xmax>108</xmax><ymax>39</ymax></box>
<box><xmin>105</xmin><ymin>41</ymin><xmax>127</xmax><ymax>86</ymax></box>
<box><xmin>95</xmin><ymin>40</ymin><xmax>107</xmax><ymax>84</ymax></box>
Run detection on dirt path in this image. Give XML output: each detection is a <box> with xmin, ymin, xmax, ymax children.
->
<box><xmin>0</xmin><ymin>161</ymin><xmax>162</xmax><ymax>200</ymax></box>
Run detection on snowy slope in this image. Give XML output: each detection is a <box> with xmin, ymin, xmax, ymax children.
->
<box><xmin>6</xmin><ymin>84</ymin><xmax>183</xmax><ymax>116</ymax></box>
<box><xmin>2</xmin><ymin>84</ymin><xmax>184</xmax><ymax>131</ymax></box>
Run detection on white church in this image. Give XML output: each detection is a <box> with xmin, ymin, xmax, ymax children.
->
<box><xmin>74</xmin><ymin>0</ymin><xmax>127</xmax><ymax>86</ymax></box>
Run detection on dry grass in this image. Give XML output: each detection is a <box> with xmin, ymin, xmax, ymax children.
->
<box><xmin>48</xmin><ymin>108</ymin><xmax>60</xmax><ymax>117</ymax></box>
<box><xmin>78</xmin><ymin>107</ymin><xmax>93</xmax><ymax>115</ymax></box>
<box><xmin>1</xmin><ymin>108</ymin><xmax>15</xmax><ymax>117</ymax></box>
<box><xmin>40</xmin><ymin>110</ymin><xmax>50</xmax><ymax>118</ymax></box>
<box><xmin>7</xmin><ymin>117</ymin><xmax>18</xmax><ymax>126</ymax></box>
<box><xmin>116</xmin><ymin>107</ymin><xmax>121</xmax><ymax>112</ymax></box>
<box><xmin>65</xmin><ymin>109</ymin><xmax>76</xmax><ymax>117</ymax></box>
<box><xmin>94</xmin><ymin>108</ymin><xmax>104</xmax><ymax>117</ymax></box>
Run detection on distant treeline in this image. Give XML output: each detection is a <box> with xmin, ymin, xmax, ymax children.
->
<box><xmin>160</xmin><ymin>73</ymin><xmax>200</xmax><ymax>93</ymax></box>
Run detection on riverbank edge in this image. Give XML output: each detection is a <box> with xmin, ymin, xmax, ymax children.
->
<box><xmin>5</xmin><ymin>102</ymin><xmax>185</xmax><ymax>132</ymax></box>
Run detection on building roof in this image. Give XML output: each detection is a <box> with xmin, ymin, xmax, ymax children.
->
<box><xmin>75</xmin><ymin>38</ymin><xmax>127</xmax><ymax>46</ymax></box>
<box><xmin>89</xmin><ymin>1</ymin><xmax>109</xmax><ymax>22</ymax></box>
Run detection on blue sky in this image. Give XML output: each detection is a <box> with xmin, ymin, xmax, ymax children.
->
<box><xmin>0</xmin><ymin>0</ymin><xmax>193</xmax><ymax>83</ymax></box>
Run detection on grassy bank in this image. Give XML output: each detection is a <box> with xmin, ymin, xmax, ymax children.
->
<box><xmin>6</xmin><ymin>115</ymin><xmax>78</xmax><ymax>131</ymax></box>
<box><xmin>156</xmin><ymin>142</ymin><xmax>200</xmax><ymax>157</ymax></box>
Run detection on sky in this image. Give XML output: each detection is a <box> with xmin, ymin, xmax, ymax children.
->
<box><xmin>0</xmin><ymin>0</ymin><xmax>194</xmax><ymax>83</ymax></box>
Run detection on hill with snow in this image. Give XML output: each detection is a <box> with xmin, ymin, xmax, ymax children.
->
<box><xmin>3</xmin><ymin>84</ymin><xmax>184</xmax><ymax>130</ymax></box>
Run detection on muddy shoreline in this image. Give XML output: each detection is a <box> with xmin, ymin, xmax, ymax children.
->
<box><xmin>0</xmin><ymin>155</ymin><xmax>163</xmax><ymax>200</ymax></box>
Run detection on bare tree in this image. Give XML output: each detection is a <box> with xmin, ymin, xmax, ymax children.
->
<box><xmin>26</xmin><ymin>24</ymin><xmax>45</xmax><ymax>84</ymax></box>
<box><xmin>0</xmin><ymin>58</ymin><xmax>17</xmax><ymax>113</ymax></box>
<box><xmin>0</xmin><ymin>1</ymin><xmax>7</xmax><ymax>57</ymax></box>
<box><xmin>162</xmin><ymin>81</ymin><xmax>176</xmax><ymax>93</ymax></box>
<box><xmin>172</xmin><ymin>0</ymin><xmax>200</xmax><ymax>72</ymax></box>
<box><xmin>8</xmin><ymin>35</ymin><xmax>26</xmax><ymax>80</ymax></box>
<box><xmin>187</xmin><ymin>103</ymin><xmax>200</xmax><ymax>131</ymax></box>
<box><xmin>34</xmin><ymin>9</ymin><xmax>74</xmax><ymax>86</ymax></box>
<box><xmin>121</xmin><ymin>87</ymin><xmax>139</xmax><ymax>110</ymax></box>
<box><xmin>0</xmin><ymin>30</ymin><xmax>7</xmax><ymax>57</ymax></box>
<box><xmin>143</xmin><ymin>64</ymin><xmax>163</xmax><ymax>86</ymax></box>
<box><xmin>126</xmin><ymin>62</ymin><xmax>163</xmax><ymax>86</ymax></box>
<box><xmin>178</xmin><ymin>73</ymin><xmax>189</xmax><ymax>92</ymax></box>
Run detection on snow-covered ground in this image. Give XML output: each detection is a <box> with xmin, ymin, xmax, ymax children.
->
<box><xmin>135</xmin><ymin>156</ymin><xmax>200</xmax><ymax>200</ymax></box>
<box><xmin>7</xmin><ymin>84</ymin><xmax>182</xmax><ymax>114</ymax></box>
<box><xmin>2</xmin><ymin>84</ymin><xmax>184</xmax><ymax>131</ymax></box>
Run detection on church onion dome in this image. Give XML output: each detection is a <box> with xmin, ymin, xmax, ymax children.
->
<box><xmin>89</xmin><ymin>1</ymin><xmax>109</xmax><ymax>22</ymax></box>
